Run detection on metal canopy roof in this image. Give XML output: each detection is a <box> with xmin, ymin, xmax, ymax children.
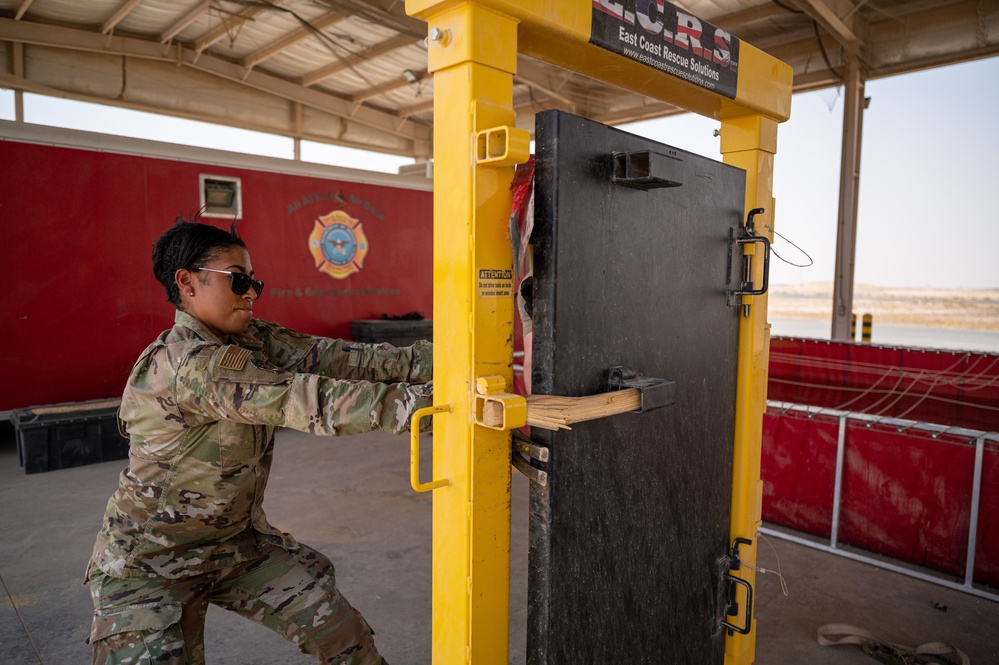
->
<box><xmin>0</xmin><ymin>1</ymin><xmax>996</xmax><ymax>159</ymax></box>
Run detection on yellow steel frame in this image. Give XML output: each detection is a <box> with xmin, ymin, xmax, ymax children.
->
<box><xmin>404</xmin><ymin>2</ymin><xmax>791</xmax><ymax>663</ymax></box>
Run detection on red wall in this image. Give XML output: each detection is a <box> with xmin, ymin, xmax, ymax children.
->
<box><xmin>1</xmin><ymin>140</ymin><xmax>432</xmax><ymax>411</ymax></box>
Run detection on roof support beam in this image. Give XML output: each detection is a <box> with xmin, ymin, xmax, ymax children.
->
<box><xmin>396</xmin><ymin>97</ymin><xmax>433</xmax><ymax>119</ymax></box>
<box><xmin>0</xmin><ymin>18</ymin><xmax>431</xmax><ymax>146</ymax></box>
<box><xmin>193</xmin><ymin>4</ymin><xmax>268</xmax><ymax>55</ymax></box>
<box><xmin>241</xmin><ymin>10</ymin><xmax>350</xmax><ymax>70</ymax></box>
<box><xmin>514</xmin><ymin>74</ymin><xmax>575</xmax><ymax>110</ymax></box>
<box><xmin>102</xmin><ymin>0</ymin><xmax>143</xmax><ymax>35</ymax></box>
<box><xmin>326</xmin><ymin>0</ymin><xmax>427</xmax><ymax>39</ymax></box>
<box><xmin>300</xmin><ymin>34</ymin><xmax>416</xmax><ymax>87</ymax></box>
<box><xmin>711</xmin><ymin>2</ymin><xmax>787</xmax><ymax>31</ymax></box>
<box><xmin>349</xmin><ymin>69</ymin><xmax>427</xmax><ymax>102</ymax></box>
<box><xmin>14</xmin><ymin>0</ymin><xmax>35</xmax><ymax>21</ymax></box>
<box><xmin>514</xmin><ymin>57</ymin><xmax>576</xmax><ymax>109</ymax></box>
<box><xmin>159</xmin><ymin>0</ymin><xmax>211</xmax><ymax>44</ymax></box>
<box><xmin>185</xmin><ymin>49</ymin><xmax>425</xmax><ymax>141</ymax></box>
<box><xmin>796</xmin><ymin>0</ymin><xmax>863</xmax><ymax>55</ymax></box>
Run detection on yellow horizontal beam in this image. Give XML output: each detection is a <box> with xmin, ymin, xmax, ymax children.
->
<box><xmin>409</xmin><ymin>0</ymin><xmax>791</xmax><ymax>122</ymax></box>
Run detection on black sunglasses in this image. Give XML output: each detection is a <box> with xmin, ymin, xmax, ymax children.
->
<box><xmin>195</xmin><ymin>268</ymin><xmax>264</xmax><ymax>299</ymax></box>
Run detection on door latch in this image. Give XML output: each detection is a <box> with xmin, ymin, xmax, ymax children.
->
<box><xmin>730</xmin><ymin>208</ymin><xmax>771</xmax><ymax>316</ymax></box>
<box><xmin>721</xmin><ymin>537</ymin><xmax>755</xmax><ymax>635</ymax></box>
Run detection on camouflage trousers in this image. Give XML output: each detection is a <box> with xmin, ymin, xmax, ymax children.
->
<box><xmin>88</xmin><ymin>542</ymin><xmax>387</xmax><ymax>665</ymax></box>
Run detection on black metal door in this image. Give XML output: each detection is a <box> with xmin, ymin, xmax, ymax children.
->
<box><xmin>527</xmin><ymin>110</ymin><xmax>746</xmax><ymax>664</ymax></box>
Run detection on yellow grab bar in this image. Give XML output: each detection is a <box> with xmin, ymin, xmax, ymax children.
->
<box><xmin>410</xmin><ymin>403</ymin><xmax>452</xmax><ymax>493</ymax></box>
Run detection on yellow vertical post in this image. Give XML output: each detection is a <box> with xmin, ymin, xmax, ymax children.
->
<box><xmin>720</xmin><ymin>113</ymin><xmax>778</xmax><ymax>665</ymax></box>
<box><xmin>406</xmin><ymin>2</ymin><xmax>520</xmax><ymax>663</ymax></box>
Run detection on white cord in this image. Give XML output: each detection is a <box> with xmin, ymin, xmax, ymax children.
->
<box><xmin>745</xmin><ymin>533</ymin><xmax>789</xmax><ymax>596</ymax></box>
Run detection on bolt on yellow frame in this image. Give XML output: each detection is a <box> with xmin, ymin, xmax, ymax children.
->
<box><xmin>404</xmin><ymin>1</ymin><xmax>791</xmax><ymax>663</ymax></box>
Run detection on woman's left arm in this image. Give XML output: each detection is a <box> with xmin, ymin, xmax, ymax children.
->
<box><xmin>305</xmin><ymin>337</ymin><xmax>433</xmax><ymax>383</ymax></box>
<box><xmin>253</xmin><ymin>319</ymin><xmax>432</xmax><ymax>383</ymax></box>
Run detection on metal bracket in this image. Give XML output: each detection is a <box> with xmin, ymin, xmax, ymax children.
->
<box><xmin>611</xmin><ymin>150</ymin><xmax>683</xmax><ymax>190</ymax></box>
<box><xmin>474</xmin><ymin>375</ymin><xmax>527</xmax><ymax>430</ymax></box>
<box><xmin>511</xmin><ymin>430</ymin><xmax>548</xmax><ymax>486</ymax></box>
<box><xmin>607</xmin><ymin>366</ymin><xmax>676</xmax><ymax>412</ymax></box>
<box><xmin>721</xmin><ymin>537</ymin><xmax>755</xmax><ymax>635</ymax></box>
<box><xmin>512</xmin><ymin>429</ymin><xmax>549</xmax><ymax>462</ymax></box>
<box><xmin>475</xmin><ymin>125</ymin><xmax>531</xmax><ymax>167</ymax></box>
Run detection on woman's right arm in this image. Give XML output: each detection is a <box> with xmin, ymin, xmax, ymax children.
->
<box><xmin>173</xmin><ymin>344</ymin><xmax>431</xmax><ymax>436</ymax></box>
<box><xmin>249</xmin><ymin>318</ymin><xmax>432</xmax><ymax>384</ymax></box>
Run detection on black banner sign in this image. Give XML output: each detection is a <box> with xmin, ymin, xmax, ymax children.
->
<box><xmin>590</xmin><ymin>0</ymin><xmax>740</xmax><ymax>99</ymax></box>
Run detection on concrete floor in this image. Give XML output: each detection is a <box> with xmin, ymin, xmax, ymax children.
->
<box><xmin>2</xmin><ymin>422</ymin><xmax>996</xmax><ymax>665</ymax></box>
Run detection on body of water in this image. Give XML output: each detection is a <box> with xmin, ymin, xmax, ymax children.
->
<box><xmin>770</xmin><ymin>319</ymin><xmax>999</xmax><ymax>353</ymax></box>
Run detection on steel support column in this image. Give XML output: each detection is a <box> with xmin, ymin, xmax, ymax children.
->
<box><xmin>831</xmin><ymin>56</ymin><xmax>866</xmax><ymax>340</ymax></box>
<box><xmin>406</xmin><ymin>2</ymin><xmax>520</xmax><ymax>663</ymax></box>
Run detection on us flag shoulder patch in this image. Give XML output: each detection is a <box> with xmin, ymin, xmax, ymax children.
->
<box><xmin>218</xmin><ymin>346</ymin><xmax>252</xmax><ymax>371</ymax></box>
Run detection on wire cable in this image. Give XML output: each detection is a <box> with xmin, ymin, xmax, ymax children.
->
<box><xmin>765</xmin><ymin>224</ymin><xmax>813</xmax><ymax>268</ymax></box>
<box><xmin>746</xmin><ymin>533</ymin><xmax>789</xmax><ymax>597</ymax></box>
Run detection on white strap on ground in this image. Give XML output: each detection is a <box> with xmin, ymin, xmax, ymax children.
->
<box><xmin>817</xmin><ymin>623</ymin><xmax>970</xmax><ymax>665</ymax></box>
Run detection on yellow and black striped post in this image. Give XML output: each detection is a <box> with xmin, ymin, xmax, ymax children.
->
<box><xmin>861</xmin><ymin>313</ymin><xmax>873</xmax><ymax>344</ymax></box>
<box><xmin>851</xmin><ymin>314</ymin><xmax>857</xmax><ymax>341</ymax></box>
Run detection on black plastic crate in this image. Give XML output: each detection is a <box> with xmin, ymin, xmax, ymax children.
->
<box><xmin>11</xmin><ymin>399</ymin><xmax>129</xmax><ymax>474</ymax></box>
<box><xmin>351</xmin><ymin>319</ymin><xmax>433</xmax><ymax>347</ymax></box>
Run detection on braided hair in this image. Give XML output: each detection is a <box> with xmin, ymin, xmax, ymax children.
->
<box><xmin>152</xmin><ymin>214</ymin><xmax>246</xmax><ymax>308</ymax></box>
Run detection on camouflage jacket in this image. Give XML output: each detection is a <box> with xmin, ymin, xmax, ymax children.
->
<box><xmin>89</xmin><ymin>310</ymin><xmax>432</xmax><ymax>580</ymax></box>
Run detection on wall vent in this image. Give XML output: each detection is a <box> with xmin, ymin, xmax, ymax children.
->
<box><xmin>199</xmin><ymin>174</ymin><xmax>242</xmax><ymax>218</ymax></box>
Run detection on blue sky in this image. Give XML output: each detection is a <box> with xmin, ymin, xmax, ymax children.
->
<box><xmin>2</xmin><ymin>55</ymin><xmax>997</xmax><ymax>289</ymax></box>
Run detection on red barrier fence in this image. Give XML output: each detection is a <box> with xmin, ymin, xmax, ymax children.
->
<box><xmin>762</xmin><ymin>404</ymin><xmax>999</xmax><ymax>594</ymax></box>
<box><xmin>768</xmin><ymin>337</ymin><xmax>999</xmax><ymax>432</ymax></box>
<box><xmin>764</xmin><ymin>338</ymin><xmax>999</xmax><ymax>596</ymax></box>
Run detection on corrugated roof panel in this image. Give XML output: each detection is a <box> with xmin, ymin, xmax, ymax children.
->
<box><xmin>312</xmin><ymin>44</ymin><xmax>428</xmax><ymax>96</ymax></box>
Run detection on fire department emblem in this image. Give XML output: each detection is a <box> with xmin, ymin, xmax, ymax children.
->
<box><xmin>309</xmin><ymin>210</ymin><xmax>368</xmax><ymax>280</ymax></box>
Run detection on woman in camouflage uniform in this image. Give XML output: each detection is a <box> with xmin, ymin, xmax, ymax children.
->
<box><xmin>87</xmin><ymin>217</ymin><xmax>432</xmax><ymax>664</ymax></box>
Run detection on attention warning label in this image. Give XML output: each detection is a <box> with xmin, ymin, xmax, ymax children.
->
<box><xmin>478</xmin><ymin>268</ymin><xmax>513</xmax><ymax>299</ymax></box>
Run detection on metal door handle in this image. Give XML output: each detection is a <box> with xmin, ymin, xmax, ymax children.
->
<box><xmin>733</xmin><ymin>208</ymin><xmax>770</xmax><ymax>297</ymax></box>
<box><xmin>733</xmin><ymin>235</ymin><xmax>771</xmax><ymax>296</ymax></box>
<box><xmin>722</xmin><ymin>573</ymin><xmax>754</xmax><ymax>635</ymax></box>
<box><xmin>410</xmin><ymin>404</ymin><xmax>452</xmax><ymax>492</ymax></box>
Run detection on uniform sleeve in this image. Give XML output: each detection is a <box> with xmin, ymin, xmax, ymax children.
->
<box><xmin>173</xmin><ymin>345</ymin><xmax>432</xmax><ymax>436</ymax></box>
<box><xmin>252</xmin><ymin>318</ymin><xmax>432</xmax><ymax>384</ymax></box>
<box><xmin>295</xmin><ymin>337</ymin><xmax>433</xmax><ymax>384</ymax></box>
